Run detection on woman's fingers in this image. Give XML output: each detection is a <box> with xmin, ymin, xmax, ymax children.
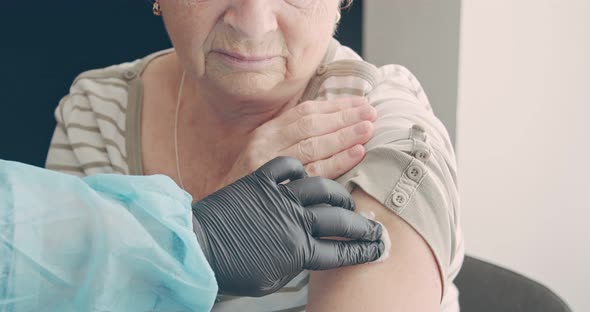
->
<box><xmin>229</xmin><ymin>98</ymin><xmax>375</xmax><ymax>183</ymax></box>
<box><xmin>261</xmin><ymin>99</ymin><xmax>376</xmax><ymax>150</ymax></box>
<box><xmin>275</xmin><ymin>96</ymin><xmax>368</xmax><ymax>125</ymax></box>
<box><xmin>279</xmin><ymin>105</ymin><xmax>377</xmax><ymax>148</ymax></box>
<box><xmin>282</xmin><ymin>120</ymin><xmax>374</xmax><ymax>164</ymax></box>
<box><xmin>304</xmin><ymin>144</ymin><xmax>366</xmax><ymax>179</ymax></box>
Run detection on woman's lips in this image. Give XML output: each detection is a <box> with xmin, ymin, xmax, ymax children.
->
<box><xmin>212</xmin><ymin>50</ymin><xmax>280</xmax><ymax>70</ymax></box>
<box><xmin>215</xmin><ymin>50</ymin><xmax>276</xmax><ymax>61</ymax></box>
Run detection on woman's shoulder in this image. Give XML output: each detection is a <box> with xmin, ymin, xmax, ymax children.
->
<box><xmin>57</xmin><ymin>48</ymin><xmax>174</xmax><ymax>123</ymax></box>
<box><xmin>303</xmin><ymin>39</ymin><xmax>421</xmax><ymax>102</ymax></box>
<box><xmin>50</xmin><ymin>49</ymin><xmax>174</xmax><ymax>176</ymax></box>
<box><xmin>69</xmin><ymin>48</ymin><xmax>174</xmax><ymax>90</ymax></box>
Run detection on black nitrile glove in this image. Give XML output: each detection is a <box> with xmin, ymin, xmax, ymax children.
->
<box><xmin>191</xmin><ymin>156</ymin><xmax>385</xmax><ymax>297</ymax></box>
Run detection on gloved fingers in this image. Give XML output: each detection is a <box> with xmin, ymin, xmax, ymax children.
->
<box><xmin>283</xmin><ymin>177</ymin><xmax>354</xmax><ymax>211</ymax></box>
<box><xmin>251</xmin><ymin>272</ymin><xmax>300</xmax><ymax>298</ymax></box>
<box><xmin>257</xmin><ymin>156</ymin><xmax>306</xmax><ymax>183</ymax></box>
<box><xmin>307</xmin><ymin>206</ymin><xmax>383</xmax><ymax>241</ymax></box>
<box><xmin>304</xmin><ymin>239</ymin><xmax>385</xmax><ymax>270</ymax></box>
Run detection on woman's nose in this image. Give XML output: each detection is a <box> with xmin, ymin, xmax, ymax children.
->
<box><xmin>224</xmin><ymin>0</ymin><xmax>278</xmax><ymax>40</ymax></box>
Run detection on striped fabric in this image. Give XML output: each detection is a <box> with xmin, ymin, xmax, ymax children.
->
<box><xmin>46</xmin><ymin>39</ymin><xmax>463</xmax><ymax>312</ymax></box>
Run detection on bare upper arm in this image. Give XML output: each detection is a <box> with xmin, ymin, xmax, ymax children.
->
<box><xmin>307</xmin><ymin>188</ymin><xmax>442</xmax><ymax>312</ymax></box>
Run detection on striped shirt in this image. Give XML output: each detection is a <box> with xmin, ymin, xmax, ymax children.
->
<box><xmin>46</xmin><ymin>38</ymin><xmax>463</xmax><ymax>312</ymax></box>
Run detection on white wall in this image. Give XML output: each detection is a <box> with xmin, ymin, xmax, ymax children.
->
<box><xmin>364</xmin><ymin>0</ymin><xmax>461</xmax><ymax>144</ymax></box>
<box><xmin>457</xmin><ymin>1</ymin><xmax>590</xmax><ymax>311</ymax></box>
<box><xmin>365</xmin><ymin>0</ymin><xmax>590</xmax><ymax>310</ymax></box>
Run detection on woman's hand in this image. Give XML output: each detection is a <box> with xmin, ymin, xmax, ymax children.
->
<box><xmin>192</xmin><ymin>157</ymin><xmax>384</xmax><ymax>297</ymax></box>
<box><xmin>219</xmin><ymin>97</ymin><xmax>376</xmax><ymax>189</ymax></box>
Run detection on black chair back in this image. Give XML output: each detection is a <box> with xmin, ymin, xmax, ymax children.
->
<box><xmin>455</xmin><ymin>256</ymin><xmax>572</xmax><ymax>312</ymax></box>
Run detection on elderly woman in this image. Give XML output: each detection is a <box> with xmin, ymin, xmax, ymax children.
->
<box><xmin>45</xmin><ymin>0</ymin><xmax>463</xmax><ymax>311</ymax></box>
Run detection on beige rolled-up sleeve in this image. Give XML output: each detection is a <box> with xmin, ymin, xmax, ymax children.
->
<box><xmin>335</xmin><ymin>64</ymin><xmax>462</xmax><ymax>296</ymax></box>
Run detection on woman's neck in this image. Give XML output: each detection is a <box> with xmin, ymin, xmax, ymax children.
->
<box><xmin>175</xmin><ymin>77</ymin><xmax>304</xmax><ymax>199</ymax></box>
<box><xmin>181</xmin><ymin>72</ymin><xmax>304</xmax><ymax>145</ymax></box>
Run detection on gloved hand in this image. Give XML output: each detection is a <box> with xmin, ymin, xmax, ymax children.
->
<box><xmin>191</xmin><ymin>156</ymin><xmax>385</xmax><ymax>297</ymax></box>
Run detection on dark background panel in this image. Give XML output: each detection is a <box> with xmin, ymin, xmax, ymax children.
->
<box><xmin>0</xmin><ymin>1</ymin><xmax>363</xmax><ymax>167</ymax></box>
<box><xmin>337</xmin><ymin>2</ymin><xmax>363</xmax><ymax>56</ymax></box>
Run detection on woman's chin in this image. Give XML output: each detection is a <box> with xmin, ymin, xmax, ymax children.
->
<box><xmin>213</xmin><ymin>72</ymin><xmax>284</xmax><ymax>99</ymax></box>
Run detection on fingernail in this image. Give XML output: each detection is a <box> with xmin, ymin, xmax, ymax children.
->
<box><xmin>360</xmin><ymin>106</ymin><xmax>376</xmax><ymax>119</ymax></box>
<box><xmin>348</xmin><ymin>145</ymin><xmax>364</xmax><ymax>157</ymax></box>
<box><xmin>352</xmin><ymin>97</ymin><xmax>369</xmax><ymax>106</ymax></box>
<box><xmin>354</xmin><ymin>121</ymin><xmax>370</xmax><ymax>135</ymax></box>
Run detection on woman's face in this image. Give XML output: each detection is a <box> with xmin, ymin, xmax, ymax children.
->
<box><xmin>159</xmin><ymin>0</ymin><xmax>341</xmax><ymax>100</ymax></box>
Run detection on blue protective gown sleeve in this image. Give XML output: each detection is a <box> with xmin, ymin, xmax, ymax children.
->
<box><xmin>0</xmin><ymin>160</ymin><xmax>218</xmax><ymax>312</ymax></box>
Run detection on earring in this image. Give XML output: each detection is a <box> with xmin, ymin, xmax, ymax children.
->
<box><xmin>153</xmin><ymin>1</ymin><xmax>162</xmax><ymax>16</ymax></box>
<box><xmin>336</xmin><ymin>12</ymin><xmax>341</xmax><ymax>23</ymax></box>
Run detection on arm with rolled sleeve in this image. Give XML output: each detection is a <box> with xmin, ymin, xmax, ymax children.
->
<box><xmin>307</xmin><ymin>65</ymin><xmax>462</xmax><ymax>311</ymax></box>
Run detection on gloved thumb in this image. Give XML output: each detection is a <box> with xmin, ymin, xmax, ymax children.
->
<box><xmin>256</xmin><ymin>156</ymin><xmax>306</xmax><ymax>184</ymax></box>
